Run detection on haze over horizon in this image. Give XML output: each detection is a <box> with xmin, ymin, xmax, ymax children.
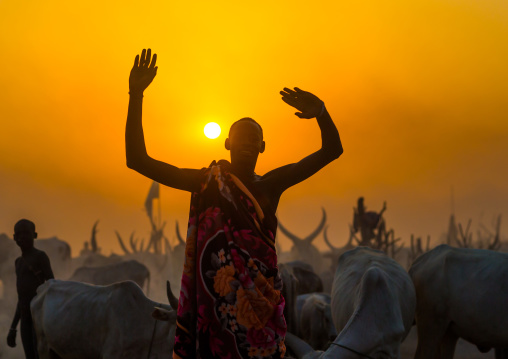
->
<box><xmin>1</xmin><ymin>0</ymin><xmax>507</xmax><ymax>256</ymax></box>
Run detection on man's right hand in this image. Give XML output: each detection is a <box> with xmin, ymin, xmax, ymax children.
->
<box><xmin>129</xmin><ymin>48</ymin><xmax>158</xmax><ymax>95</ymax></box>
<box><xmin>7</xmin><ymin>329</ymin><xmax>16</xmax><ymax>348</ymax></box>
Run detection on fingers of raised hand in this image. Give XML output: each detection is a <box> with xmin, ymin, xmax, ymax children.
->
<box><xmin>294</xmin><ymin>87</ymin><xmax>308</xmax><ymax>94</ymax></box>
<box><xmin>280</xmin><ymin>87</ymin><xmax>302</xmax><ymax>106</ymax></box>
<box><xmin>280</xmin><ymin>93</ymin><xmax>299</xmax><ymax>108</ymax></box>
<box><xmin>294</xmin><ymin>87</ymin><xmax>321</xmax><ymax>103</ymax></box>
<box><xmin>280</xmin><ymin>96</ymin><xmax>291</xmax><ymax>104</ymax></box>
<box><xmin>135</xmin><ymin>49</ymin><xmax>157</xmax><ymax>69</ymax></box>
<box><xmin>140</xmin><ymin>49</ymin><xmax>147</xmax><ymax>66</ymax></box>
<box><xmin>282</xmin><ymin>87</ymin><xmax>298</xmax><ymax>96</ymax></box>
<box><xmin>149</xmin><ymin>53</ymin><xmax>157</xmax><ymax>69</ymax></box>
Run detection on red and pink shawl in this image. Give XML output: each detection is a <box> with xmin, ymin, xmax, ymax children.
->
<box><xmin>173</xmin><ymin>160</ymin><xmax>286</xmax><ymax>359</ymax></box>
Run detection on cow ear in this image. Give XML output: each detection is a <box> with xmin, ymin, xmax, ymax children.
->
<box><xmin>152</xmin><ymin>307</ymin><xmax>177</xmax><ymax>324</ymax></box>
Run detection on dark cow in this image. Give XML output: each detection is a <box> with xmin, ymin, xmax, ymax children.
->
<box><xmin>296</xmin><ymin>293</ymin><xmax>336</xmax><ymax>350</ymax></box>
<box><xmin>35</xmin><ymin>237</ymin><xmax>72</xmax><ymax>279</ymax></box>
<box><xmin>284</xmin><ymin>260</ymin><xmax>323</xmax><ymax>295</ymax></box>
<box><xmin>69</xmin><ymin>259</ymin><xmax>150</xmax><ymax>294</ymax></box>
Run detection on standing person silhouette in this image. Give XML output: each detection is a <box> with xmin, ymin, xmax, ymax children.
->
<box><xmin>7</xmin><ymin>219</ymin><xmax>54</xmax><ymax>359</ymax></box>
<box><xmin>126</xmin><ymin>49</ymin><xmax>343</xmax><ymax>359</ymax></box>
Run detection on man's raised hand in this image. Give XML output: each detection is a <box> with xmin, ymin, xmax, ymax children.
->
<box><xmin>129</xmin><ymin>49</ymin><xmax>158</xmax><ymax>96</ymax></box>
<box><xmin>280</xmin><ymin>87</ymin><xmax>324</xmax><ymax>119</ymax></box>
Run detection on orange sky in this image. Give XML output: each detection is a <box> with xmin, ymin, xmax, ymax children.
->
<box><xmin>1</xmin><ymin>0</ymin><xmax>507</xmax><ymax>256</ymax></box>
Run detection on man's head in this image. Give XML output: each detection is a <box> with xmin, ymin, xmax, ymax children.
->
<box><xmin>225</xmin><ymin>118</ymin><xmax>265</xmax><ymax>167</ymax></box>
<box><xmin>228</xmin><ymin>117</ymin><xmax>264</xmax><ymax>139</ymax></box>
<box><xmin>14</xmin><ymin>219</ymin><xmax>37</xmax><ymax>251</ymax></box>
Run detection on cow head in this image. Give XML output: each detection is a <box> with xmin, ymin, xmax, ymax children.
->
<box><xmin>278</xmin><ymin>208</ymin><xmax>327</xmax><ymax>274</ymax></box>
<box><xmin>152</xmin><ymin>307</ymin><xmax>177</xmax><ymax>324</ymax></box>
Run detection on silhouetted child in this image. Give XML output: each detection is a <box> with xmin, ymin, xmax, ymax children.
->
<box><xmin>7</xmin><ymin>219</ymin><xmax>54</xmax><ymax>359</ymax></box>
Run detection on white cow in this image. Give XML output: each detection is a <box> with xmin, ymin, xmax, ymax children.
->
<box><xmin>409</xmin><ymin>244</ymin><xmax>508</xmax><ymax>359</ymax></box>
<box><xmin>286</xmin><ymin>246</ymin><xmax>416</xmax><ymax>359</ymax></box>
<box><xmin>31</xmin><ymin>279</ymin><xmax>177</xmax><ymax>359</ymax></box>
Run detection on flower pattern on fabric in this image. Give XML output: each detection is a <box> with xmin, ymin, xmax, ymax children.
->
<box><xmin>214</xmin><ymin>265</ymin><xmax>236</xmax><ymax>297</ymax></box>
<box><xmin>173</xmin><ymin>160</ymin><xmax>286</xmax><ymax>359</ymax></box>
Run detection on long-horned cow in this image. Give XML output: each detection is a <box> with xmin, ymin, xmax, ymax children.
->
<box><xmin>409</xmin><ymin>244</ymin><xmax>508</xmax><ymax>359</ymax></box>
<box><xmin>278</xmin><ymin>207</ymin><xmax>328</xmax><ymax>274</ymax></box>
<box><xmin>69</xmin><ymin>259</ymin><xmax>151</xmax><ymax>294</ymax></box>
<box><xmin>321</xmin><ymin>225</ymin><xmax>356</xmax><ymax>292</ymax></box>
<box><xmin>286</xmin><ymin>246</ymin><xmax>416</xmax><ymax>359</ymax></box>
<box><xmin>31</xmin><ymin>279</ymin><xmax>177</xmax><ymax>359</ymax></box>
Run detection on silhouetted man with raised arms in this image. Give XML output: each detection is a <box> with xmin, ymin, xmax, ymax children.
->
<box><xmin>126</xmin><ymin>48</ymin><xmax>343</xmax><ymax>359</ymax></box>
<box><xmin>7</xmin><ymin>219</ymin><xmax>54</xmax><ymax>359</ymax></box>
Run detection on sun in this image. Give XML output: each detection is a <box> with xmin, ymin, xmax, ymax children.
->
<box><xmin>204</xmin><ymin>122</ymin><xmax>221</xmax><ymax>139</ymax></box>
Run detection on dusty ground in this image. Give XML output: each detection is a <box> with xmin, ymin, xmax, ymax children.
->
<box><xmin>1</xmin><ymin>321</ymin><xmax>497</xmax><ymax>359</ymax></box>
<box><xmin>0</xmin><ymin>305</ymin><xmax>25</xmax><ymax>359</ymax></box>
<box><xmin>400</xmin><ymin>326</ymin><xmax>495</xmax><ymax>359</ymax></box>
<box><xmin>0</xmin><ymin>287</ymin><xmax>497</xmax><ymax>359</ymax></box>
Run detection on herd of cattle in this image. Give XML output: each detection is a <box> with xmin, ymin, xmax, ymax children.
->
<box><xmin>1</xmin><ymin>229</ymin><xmax>508</xmax><ymax>358</ymax></box>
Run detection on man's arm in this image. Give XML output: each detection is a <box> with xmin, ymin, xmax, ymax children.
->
<box><xmin>7</xmin><ymin>299</ymin><xmax>20</xmax><ymax>347</ymax></box>
<box><xmin>126</xmin><ymin>49</ymin><xmax>201</xmax><ymax>193</ymax></box>
<box><xmin>265</xmin><ymin>88</ymin><xmax>343</xmax><ymax>192</ymax></box>
<box><xmin>11</xmin><ymin>258</ymin><xmax>21</xmax><ymax>330</ymax></box>
<box><xmin>9</xmin><ymin>302</ymin><xmax>20</xmax><ymax>330</ymax></box>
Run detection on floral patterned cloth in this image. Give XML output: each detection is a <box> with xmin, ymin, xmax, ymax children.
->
<box><xmin>173</xmin><ymin>160</ymin><xmax>286</xmax><ymax>359</ymax></box>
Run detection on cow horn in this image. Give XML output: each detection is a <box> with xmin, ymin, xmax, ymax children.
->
<box><xmin>304</xmin><ymin>207</ymin><xmax>327</xmax><ymax>244</ymax></box>
<box><xmin>175</xmin><ymin>221</ymin><xmax>185</xmax><ymax>245</ymax></box>
<box><xmin>284</xmin><ymin>332</ymin><xmax>317</xmax><ymax>359</ymax></box>
<box><xmin>275</xmin><ymin>239</ymin><xmax>282</xmax><ymax>254</ymax></box>
<box><xmin>91</xmin><ymin>220</ymin><xmax>99</xmax><ymax>253</ymax></box>
<box><xmin>163</xmin><ymin>235</ymin><xmax>172</xmax><ymax>254</ymax></box>
<box><xmin>115</xmin><ymin>231</ymin><xmax>131</xmax><ymax>255</ymax></box>
<box><xmin>166</xmin><ymin>280</ymin><xmax>179</xmax><ymax>309</ymax></box>
<box><xmin>278</xmin><ymin>221</ymin><xmax>303</xmax><ymax>244</ymax></box>
<box><xmin>129</xmin><ymin>232</ymin><xmax>139</xmax><ymax>253</ymax></box>
<box><xmin>323</xmin><ymin>225</ymin><xmax>339</xmax><ymax>251</ymax></box>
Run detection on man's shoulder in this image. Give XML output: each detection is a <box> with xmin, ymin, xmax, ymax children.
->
<box><xmin>259</xmin><ymin>163</ymin><xmax>294</xmax><ymax>180</ymax></box>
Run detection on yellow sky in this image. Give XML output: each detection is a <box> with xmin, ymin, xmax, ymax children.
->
<box><xmin>1</xmin><ymin>0</ymin><xmax>507</xmax><ymax>255</ymax></box>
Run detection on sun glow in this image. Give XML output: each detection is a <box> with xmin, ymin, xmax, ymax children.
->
<box><xmin>204</xmin><ymin>122</ymin><xmax>221</xmax><ymax>139</ymax></box>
